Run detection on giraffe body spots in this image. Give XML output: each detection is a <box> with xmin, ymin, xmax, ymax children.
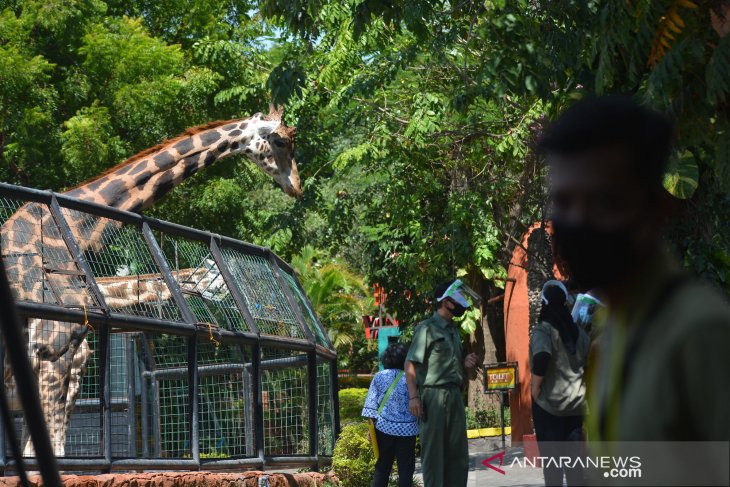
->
<box><xmin>99</xmin><ymin>179</ymin><xmax>127</xmax><ymax>206</ymax></box>
<box><xmin>154</xmin><ymin>171</ymin><xmax>175</xmax><ymax>195</ymax></box>
<box><xmin>173</xmin><ymin>138</ymin><xmax>194</xmax><ymax>155</ymax></box>
<box><xmin>182</xmin><ymin>153</ymin><xmax>201</xmax><ymax>179</ymax></box>
<box><xmin>227</xmin><ymin>129</ymin><xmax>242</xmax><ymax>137</ymax></box>
<box><xmin>183</xmin><ymin>164</ymin><xmax>199</xmax><ymax>179</ymax></box>
<box><xmin>203</xmin><ymin>152</ymin><xmax>216</xmax><ymax>167</ymax></box>
<box><xmin>27</xmin><ymin>204</ymin><xmax>45</xmax><ymax>218</ymax></box>
<box><xmin>128</xmin><ymin>199</ymin><xmax>144</xmax><ymax>213</ymax></box>
<box><xmin>184</xmin><ymin>152</ymin><xmax>201</xmax><ymax>164</ymax></box>
<box><xmin>154</xmin><ymin>151</ymin><xmax>176</xmax><ymax>169</ymax></box>
<box><xmin>115</xmin><ymin>164</ymin><xmax>134</xmax><ymax>176</ymax></box>
<box><xmin>133</xmin><ymin>170</ymin><xmax>153</xmax><ymax>187</ymax></box>
<box><xmin>128</xmin><ymin>161</ymin><xmax>151</xmax><ymax>175</ymax></box>
<box><xmin>85</xmin><ymin>177</ymin><xmax>106</xmax><ymax>192</ymax></box>
<box><xmin>231</xmin><ymin>142</ymin><xmax>240</xmax><ymax>151</ymax></box>
<box><xmin>222</xmin><ymin>123</ymin><xmax>238</xmax><ymax>130</ymax></box>
<box><xmin>200</xmin><ymin>131</ymin><xmax>221</xmax><ymax>146</ymax></box>
<box><xmin>10</xmin><ymin>217</ymin><xmax>33</xmax><ymax>234</ymax></box>
<box><xmin>217</xmin><ymin>141</ymin><xmax>229</xmax><ymax>152</ymax></box>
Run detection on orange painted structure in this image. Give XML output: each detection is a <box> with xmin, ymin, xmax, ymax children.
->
<box><xmin>504</xmin><ymin>223</ymin><xmax>562</xmax><ymax>444</ymax></box>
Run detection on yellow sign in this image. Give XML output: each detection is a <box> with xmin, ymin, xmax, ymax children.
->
<box><xmin>485</xmin><ymin>364</ymin><xmax>517</xmax><ymax>390</ymax></box>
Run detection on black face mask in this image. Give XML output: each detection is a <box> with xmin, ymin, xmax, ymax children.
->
<box><xmin>551</xmin><ymin>219</ymin><xmax>640</xmax><ymax>290</ymax></box>
<box><xmin>446</xmin><ymin>300</ymin><xmax>468</xmax><ymax>318</ymax></box>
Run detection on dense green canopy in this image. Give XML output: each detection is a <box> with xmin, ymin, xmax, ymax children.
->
<box><xmin>2</xmin><ymin>0</ymin><xmax>729</xmax><ymax>365</ymax></box>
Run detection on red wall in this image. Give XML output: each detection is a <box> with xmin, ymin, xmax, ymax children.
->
<box><xmin>504</xmin><ymin>225</ymin><xmax>532</xmax><ymax>444</ymax></box>
<box><xmin>504</xmin><ymin>223</ymin><xmax>561</xmax><ymax>444</ymax></box>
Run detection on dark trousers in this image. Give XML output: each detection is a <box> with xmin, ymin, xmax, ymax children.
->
<box><xmin>532</xmin><ymin>401</ymin><xmax>584</xmax><ymax>487</ymax></box>
<box><xmin>372</xmin><ymin>429</ymin><xmax>417</xmax><ymax>487</ymax></box>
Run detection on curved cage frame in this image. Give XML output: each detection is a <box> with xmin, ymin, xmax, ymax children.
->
<box><xmin>0</xmin><ymin>182</ymin><xmax>339</xmax><ymax>473</ymax></box>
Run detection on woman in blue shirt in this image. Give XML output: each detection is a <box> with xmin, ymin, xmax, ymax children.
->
<box><xmin>362</xmin><ymin>342</ymin><xmax>419</xmax><ymax>487</ymax></box>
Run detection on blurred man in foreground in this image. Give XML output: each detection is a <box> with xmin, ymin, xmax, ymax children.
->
<box><xmin>540</xmin><ymin>96</ymin><xmax>730</xmax><ymax>443</ymax></box>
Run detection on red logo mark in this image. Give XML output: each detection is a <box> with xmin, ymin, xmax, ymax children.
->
<box><xmin>482</xmin><ymin>451</ymin><xmax>506</xmax><ymax>475</ymax></box>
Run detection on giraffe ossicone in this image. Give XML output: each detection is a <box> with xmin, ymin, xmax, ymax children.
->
<box><xmin>1</xmin><ymin>107</ymin><xmax>300</xmax><ymax>457</ymax></box>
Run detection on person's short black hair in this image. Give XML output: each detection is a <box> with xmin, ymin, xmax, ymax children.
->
<box><xmin>539</xmin><ymin>95</ymin><xmax>673</xmax><ymax>201</ymax></box>
<box><xmin>543</xmin><ymin>284</ymin><xmax>567</xmax><ymax>307</ymax></box>
<box><xmin>433</xmin><ymin>279</ymin><xmax>457</xmax><ymax>303</ymax></box>
<box><xmin>381</xmin><ymin>342</ymin><xmax>409</xmax><ymax>370</ymax></box>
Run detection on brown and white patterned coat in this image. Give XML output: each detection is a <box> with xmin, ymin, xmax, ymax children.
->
<box><xmin>1</xmin><ymin>107</ymin><xmax>299</xmax><ymax>456</ymax></box>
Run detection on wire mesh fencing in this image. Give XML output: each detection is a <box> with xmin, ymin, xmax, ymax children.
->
<box><xmin>0</xmin><ymin>183</ymin><xmax>338</xmax><ymax>472</ymax></box>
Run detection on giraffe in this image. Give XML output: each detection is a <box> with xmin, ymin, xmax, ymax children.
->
<box><xmin>95</xmin><ymin>260</ymin><xmax>225</xmax><ymax>309</ymax></box>
<box><xmin>1</xmin><ymin>106</ymin><xmax>300</xmax><ymax>457</ymax></box>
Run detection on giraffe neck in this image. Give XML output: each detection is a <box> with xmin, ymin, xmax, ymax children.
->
<box><xmin>63</xmin><ymin>117</ymin><xmax>279</xmax><ymax>212</ymax></box>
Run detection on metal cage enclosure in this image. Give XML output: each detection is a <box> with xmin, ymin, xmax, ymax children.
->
<box><xmin>0</xmin><ymin>182</ymin><xmax>339</xmax><ymax>473</ymax></box>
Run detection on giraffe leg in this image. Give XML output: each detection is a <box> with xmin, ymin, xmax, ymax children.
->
<box><xmin>62</xmin><ymin>338</ymin><xmax>91</xmax><ymax>454</ymax></box>
<box><xmin>36</xmin><ymin>357</ymin><xmax>69</xmax><ymax>456</ymax></box>
<box><xmin>24</xmin><ymin>320</ymin><xmax>81</xmax><ymax>457</ymax></box>
<box><xmin>21</xmin><ymin>318</ymin><xmax>43</xmax><ymax>457</ymax></box>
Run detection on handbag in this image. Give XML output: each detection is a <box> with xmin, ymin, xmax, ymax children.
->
<box><xmin>369</xmin><ymin>370</ymin><xmax>405</xmax><ymax>460</ymax></box>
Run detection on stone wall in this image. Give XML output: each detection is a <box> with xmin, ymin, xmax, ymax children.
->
<box><xmin>0</xmin><ymin>471</ymin><xmax>338</xmax><ymax>487</ymax></box>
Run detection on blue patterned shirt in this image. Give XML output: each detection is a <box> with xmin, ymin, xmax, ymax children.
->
<box><xmin>361</xmin><ymin>368</ymin><xmax>419</xmax><ymax>437</ymax></box>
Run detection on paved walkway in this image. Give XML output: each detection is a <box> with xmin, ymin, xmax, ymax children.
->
<box><xmin>412</xmin><ymin>437</ymin><xmax>545</xmax><ymax>487</ymax></box>
<box><xmin>273</xmin><ymin>435</ymin><xmax>546</xmax><ymax>486</ymax></box>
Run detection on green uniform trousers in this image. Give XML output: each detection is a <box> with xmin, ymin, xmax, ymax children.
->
<box><xmin>419</xmin><ymin>385</ymin><xmax>469</xmax><ymax>487</ymax></box>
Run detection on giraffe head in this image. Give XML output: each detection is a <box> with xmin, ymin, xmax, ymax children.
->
<box><xmin>63</xmin><ymin>107</ymin><xmax>303</xmax><ymax>209</ymax></box>
<box><xmin>240</xmin><ymin>105</ymin><xmax>302</xmax><ymax>198</ymax></box>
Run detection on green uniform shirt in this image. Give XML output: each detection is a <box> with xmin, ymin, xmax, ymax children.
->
<box><xmin>530</xmin><ymin>320</ymin><xmax>590</xmax><ymax>416</ymax></box>
<box><xmin>406</xmin><ymin>312</ymin><xmax>464</xmax><ymax>386</ymax></box>
<box><xmin>586</xmin><ymin>250</ymin><xmax>730</xmax><ymax>441</ymax></box>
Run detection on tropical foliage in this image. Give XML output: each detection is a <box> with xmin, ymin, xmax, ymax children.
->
<box><xmin>2</xmin><ymin>0</ymin><xmax>729</xmax><ymax>379</ymax></box>
<box><xmin>290</xmin><ymin>246</ymin><xmax>372</xmax><ymax>357</ymax></box>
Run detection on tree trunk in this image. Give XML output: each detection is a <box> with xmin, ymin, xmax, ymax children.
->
<box><xmin>466</xmin><ymin>272</ymin><xmax>505</xmax><ymax>409</ymax></box>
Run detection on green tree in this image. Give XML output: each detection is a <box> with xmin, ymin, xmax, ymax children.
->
<box><xmin>3</xmin><ymin>0</ymin><xmax>729</xmax><ymax>386</ymax></box>
<box><xmin>253</xmin><ymin>0</ymin><xmax>730</xmax><ymax>400</ymax></box>
<box><xmin>291</xmin><ymin>245</ymin><xmax>373</xmax><ymax>355</ymax></box>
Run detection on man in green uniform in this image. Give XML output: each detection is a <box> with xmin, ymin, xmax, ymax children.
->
<box><xmin>405</xmin><ymin>279</ymin><xmax>479</xmax><ymax>487</ymax></box>
<box><xmin>541</xmin><ymin>97</ymin><xmax>730</xmax><ymax>451</ymax></box>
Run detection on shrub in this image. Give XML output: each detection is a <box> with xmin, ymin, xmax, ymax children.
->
<box><xmin>332</xmin><ymin>422</ymin><xmax>376</xmax><ymax>487</ymax></box>
<box><xmin>338</xmin><ymin>375</ymin><xmax>374</xmax><ymax>389</ymax></box>
<box><xmin>465</xmin><ymin>406</ymin><xmax>511</xmax><ymax>429</ymax></box>
<box><xmin>332</xmin><ymin>422</ymin><xmax>421</xmax><ymax>487</ymax></box>
<box><xmin>338</xmin><ymin>388</ymin><xmax>369</xmax><ymax>423</ymax></box>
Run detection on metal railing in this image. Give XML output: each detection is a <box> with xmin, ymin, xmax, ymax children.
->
<box><xmin>0</xmin><ymin>182</ymin><xmax>339</xmax><ymax>473</ymax></box>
